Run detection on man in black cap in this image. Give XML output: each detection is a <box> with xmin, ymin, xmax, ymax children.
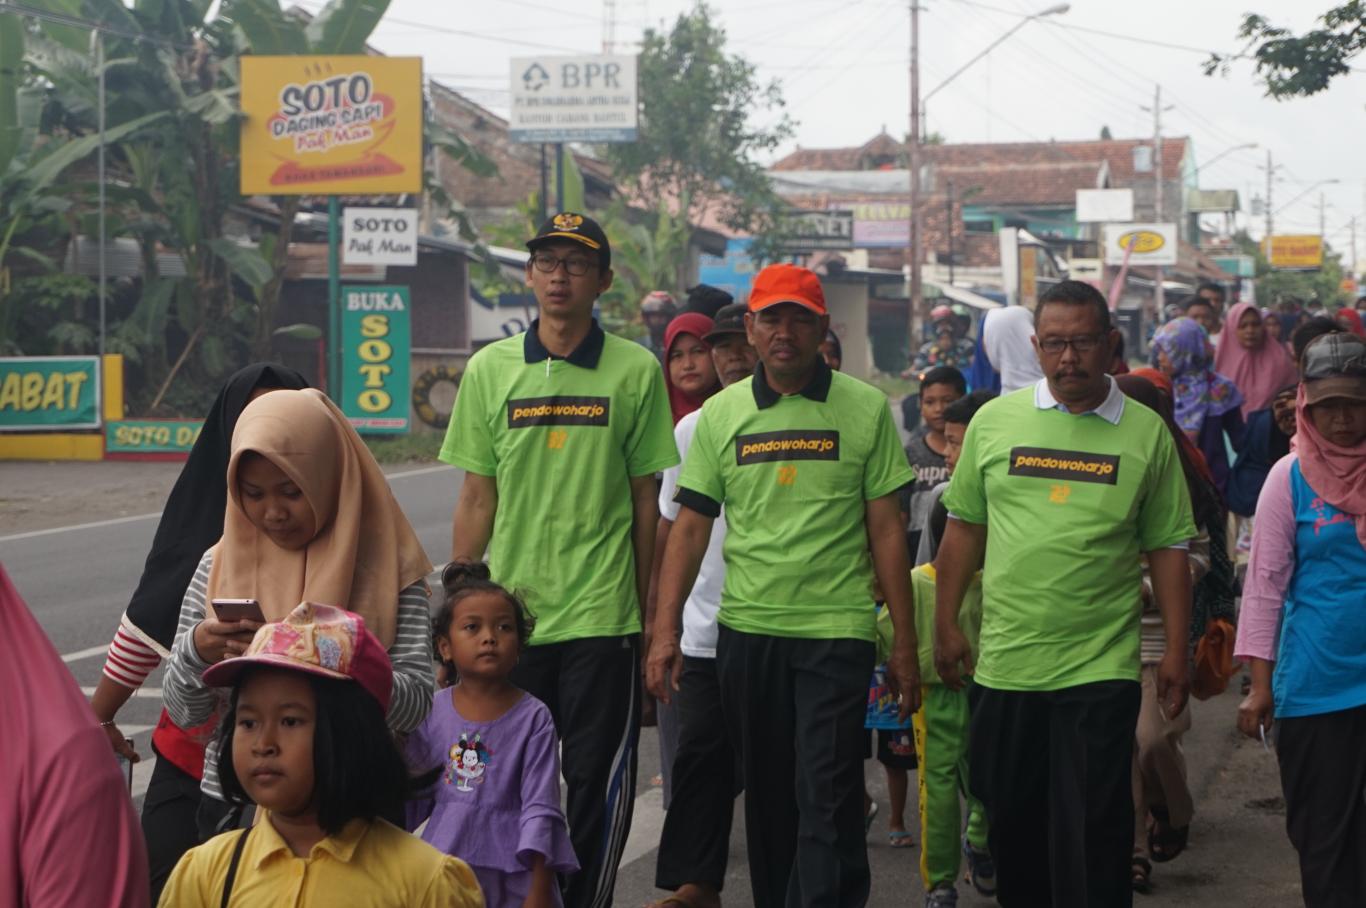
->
<box><xmin>646</xmin><ymin>303</ymin><xmax>756</xmax><ymax>908</ymax></box>
<box><xmin>681</xmin><ymin>283</ymin><xmax>735</xmax><ymax>320</ymax></box>
<box><xmin>442</xmin><ymin>212</ymin><xmax>680</xmax><ymax>908</ymax></box>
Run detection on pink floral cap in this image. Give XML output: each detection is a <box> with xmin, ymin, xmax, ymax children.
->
<box><xmin>202</xmin><ymin>602</ymin><xmax>393</xmax><ymax>711</ymax></box>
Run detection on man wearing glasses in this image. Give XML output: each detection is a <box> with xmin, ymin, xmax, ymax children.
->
<box><xmin>933</xmin><ymin>281</ymin><xmax>1196</xmax><ymax>907</ymax></box>
<box><xmin>441</xmin><ymin>212</ymin><xmax>679</xmax><ymax>908</ymax></box>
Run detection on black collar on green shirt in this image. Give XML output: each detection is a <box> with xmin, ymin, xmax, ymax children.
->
<box><xmin>523</xmin><ymin>318</ymin><xmax>605</xmax><ymax>369</ymax></box>
<box><xmin>751</xmin><ymin>359</ymin><xmax>833</xmax><ymax>409</ymax></box>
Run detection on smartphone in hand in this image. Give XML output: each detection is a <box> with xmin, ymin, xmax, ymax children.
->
<box><xmin>210</xmin><ymin>598</ymin><xmax>266</xmax><ymax>625</ymax></box>
<box><xmin>114</xmin><ymin>740</ymin><xmax>134</xmax><ymax>792</ymax></box>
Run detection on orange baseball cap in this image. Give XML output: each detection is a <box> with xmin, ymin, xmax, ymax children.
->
<box><xmin>747</xmin><ymin>263</ymin><xmax>827</xmax><ymax>315</ymax></box>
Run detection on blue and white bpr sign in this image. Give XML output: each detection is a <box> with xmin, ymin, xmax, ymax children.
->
<box><xmin>509</xmin><ymin>55</ymin><xmax>638</xmax><ymax>144</ymax></box>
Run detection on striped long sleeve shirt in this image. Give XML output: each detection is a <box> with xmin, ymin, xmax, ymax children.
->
<box><xmin>163</xmin><ymin>549</ymin><xmax>435</xmax><ymax>801</ymax></box>
<box><xmin>102</xmin><ymin>618</ymin><xmax>166</xmax><ymax>689</ymax></box>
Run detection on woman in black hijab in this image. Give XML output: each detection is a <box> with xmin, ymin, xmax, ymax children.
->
<box><xmin>89</xmin><ymin>363</ymin><xmax>307</xmax><ymax>901</ymax></box>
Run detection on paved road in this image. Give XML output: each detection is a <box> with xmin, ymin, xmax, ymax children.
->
<box><xmin>1</xmin><ymin>459</ymin><xmax>1302</xmax><ymax>906</ymax></box>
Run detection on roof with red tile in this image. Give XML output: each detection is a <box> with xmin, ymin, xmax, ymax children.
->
<box><xmin>932</xmin><ymin>162</ymin><xmax>1107</xmax><ymax>206</ymax></box>
<box><xmin>773</xmin><ymin>135</ymin><xmax>1190</xmax><ymax>182</ymax></box>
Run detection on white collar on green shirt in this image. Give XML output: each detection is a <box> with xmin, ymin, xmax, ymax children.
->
<box><xmin>1032</xmin><ymin>375</ymin><xmax>1125</xmax><ymax>425</ymax></box>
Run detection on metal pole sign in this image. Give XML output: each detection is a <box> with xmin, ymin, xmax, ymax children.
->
<box><xmin>776</xmin><ymin>209</ymin><xmax>855</xmax><ymax>252</ymax></box>
<box><xmin>340</xmin><ymin>286</ymin><xmax>411</xmax><ymax>434</ymax></box>
<box><xmin>509</xmin><ymin>54</ymin><xmax>638</xmax><ymax>143</ymax></box>
<box><xmin>1267</xmin><ymin>235</ymin><xmax>1324</xmax><ymax>270</ymax></box>
<box><xmin>343</xmin><ymin>206</ymin><xmax>418</xmax><ymax>266</ymax></box>
<box><xmin>1102</xmin><ymin>223</ymin><xmax>1178</xmax><ymax>266</ymax></box>
<box><xmin>239</xmin><ymin>56</ymin><xmax>424</xmax><ymax>195</ymax></box>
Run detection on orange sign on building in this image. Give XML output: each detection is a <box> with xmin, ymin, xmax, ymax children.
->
<box><xmin>240</xmin><ymin>56</ymin><xmax>423</xmax><ymax>195</ymax></box>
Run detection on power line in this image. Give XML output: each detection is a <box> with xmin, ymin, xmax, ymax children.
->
<box><xmin>0</xmin><ymin>0</ymin><xmax>193</xmax><ymax>49</ymax></box>
<box><xmin>289</xmin><ymin>0</ymin><xmax>587</xmax><ymax>52</ymax></box>
<box><xmin>941</xmin><ymin>1</ymin><xmax>1151</xmax><ymax>131</ymax></box>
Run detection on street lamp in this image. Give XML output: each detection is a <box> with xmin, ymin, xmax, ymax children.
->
<box><xmin>1194</xmin><ymin>142</ymin><xmax>1257</xmax><ymax>178</ymax></box>
<box><xmin>907</xmin><ymin>2</ymin><xmax>1069</xmax><ymax>336</ymax></box>
<box><xmin>922</xmin><ymin>3</ymin><xmax>1070</xmax><ymax>111</ymax></box>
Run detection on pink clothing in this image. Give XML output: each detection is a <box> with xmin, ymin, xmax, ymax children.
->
<box><xmin>1233</xmin><ymin>456</ymin><xmax>1297</xmax><ymax>662</ymax></box>
<box><xmin>1</xmin><ymin>563</ymin><xmax>150</xmax><ymax>908</ymax></box>
<box><xmin>1295</xmin><ymin>383</ymin><xmax>1366</xmax><ymax>550</ymax></box>
<box><xmin>1214</xmin><ymin>302</ymin><xmax>1300</xmax><ymax>417</ymax></box>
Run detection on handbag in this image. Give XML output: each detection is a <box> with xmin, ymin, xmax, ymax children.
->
<box><xmin>1192</xmin><ymin>617</ymin><xmax>1236</xmax><ymax>701</ymax></box>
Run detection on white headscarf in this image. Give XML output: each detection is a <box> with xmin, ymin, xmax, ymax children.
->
<box><xmin>983</xmin><ymin>306</ymin><xmax>1044</xmax><ymax>393</ymax></box>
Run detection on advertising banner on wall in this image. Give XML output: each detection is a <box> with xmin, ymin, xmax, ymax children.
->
<box><xmin>106</xmin><ymin>420</ymin><xmax>204</xmax><ymax>454</ymax></box>
<box><xmin>0</xmin><ymin>356</ymin><xmax>100</xmax><ymax>430</ymax></box>
<box><xmin>851</xmin><ymin>203</ymin><xmax>911</xmax><ymax>248</ymax></box>
<box><xmin>341</xmin><ymin>286</ymin><xmax>411</xmax><ymax>434</ymax></box>
<box><xmin>1102</xmin><ymin>222</ymin><xmax>1178</xmax><ymax>266</ymax></box>
<box><xmin>240</xmin><ymin>56</ymin><xmax>423</xmax><ymax>195</ymax></box>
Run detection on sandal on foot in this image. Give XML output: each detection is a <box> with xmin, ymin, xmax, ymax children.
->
<box><xmin>1148</xmin><ymin>807</ymin><xmax>1188</xmax><ymax>863</ymax></box>
<box><xmin>646</xmin><ymin>885</ymin><xmax>720</xmax><ymax>908</ymax></box>
<box><xmin>1132</xmin><ymin>855</ymin><xmax>1152</xmax><ymax>892</ymax></box>
<box><xmin>888</xmin><ymin>829</ymin><xmax>914</xmax><ymax>848</ymax></box>
<box><xmin>961</xmin><ymin>837</ymin><xmax>997</xmax><ymax>896</ymax></box>
<box><xmin>925</xmin><ymin>885</ymin><xmax>958</xmax><ymax>907</ymax></box>
<box><xmin>864</xmin><ymin>801</ymin><xmax>879</xmax><ymax>833</ymax></box>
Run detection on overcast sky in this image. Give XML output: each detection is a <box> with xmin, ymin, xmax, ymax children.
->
<box><xmin>308</xmin><ymin>0</ymin><xmax>1365</xmax><ymax>266</ymax></box>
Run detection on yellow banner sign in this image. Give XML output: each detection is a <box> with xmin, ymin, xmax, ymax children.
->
<box><xmin>1267</xmin><ymin>234</ymin><xmax>1323</xmax><ymax>270</ymax></box>
<box><xmin>240</xmin><ymin>56</ymin><xmax>423</xmax><ymax>195</ymax></box>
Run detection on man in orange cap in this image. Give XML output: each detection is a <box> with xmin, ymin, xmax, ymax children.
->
<box><xmin>648</xmin><ymin>263</ymin><xmax>920</xmax><ymax>907</ymax></box>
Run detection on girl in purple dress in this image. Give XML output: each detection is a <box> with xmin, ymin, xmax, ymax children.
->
<box><xmin>407</xmin><ymin>563</ymin><xmax>578</xmax><ymax>908</ymax></box>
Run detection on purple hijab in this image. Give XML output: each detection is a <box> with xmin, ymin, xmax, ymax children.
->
<box><xmin>1149</xmin><ymin>317</ymin><xmax>1242</xmax><ymax>435</ymax></box>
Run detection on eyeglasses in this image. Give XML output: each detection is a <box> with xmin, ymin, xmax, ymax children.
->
<box><xmin>531</xmin><ymin>253</ymin><xmax>596</xmax><ymax>276</ymax></box>
<box><xmin>1037</xmin><ymin>334</ymin><xmax>1105</xmax><ymax>355</ymax></box>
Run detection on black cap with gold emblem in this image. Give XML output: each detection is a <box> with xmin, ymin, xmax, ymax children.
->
<box><xmin>526</xmin><ymin>212</ymin><xmax>611</xmax><ymax>270</ymax></box>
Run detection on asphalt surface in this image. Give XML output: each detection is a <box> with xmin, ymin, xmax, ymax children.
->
<box><xmin>1</xmin><ymin>457</ymin><xmax>1303</xmax><ymax>906</ymax></box>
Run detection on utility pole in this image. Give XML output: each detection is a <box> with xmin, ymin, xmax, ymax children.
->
<box><xmin>1265</xmin><ymin>149</ymin><xmax>1275</xmax><ymax>251</ymax></box>
<box><xmin>1152</xmin><ymin>85</ymin><xmax>1164</xmax><ymax>221</ymax></box>
<box><xmin>602</xmin><ymin>0</ymin><xmax>616</xmax><ymax>53</ymax></box>
<box><xmin>947</xmin><ymin>180</ymin><xmax>956</xmax><ymax>286</ymax></box>
<box><xmin>907</xmin><ymin>0</ymin><xmax>922</xmax><ymax>349</ymax></box>
<box><xmin>1351</xmin><ymin>216</ymin><xmax>1358</xmax><ymax>281</ymax></box>
<box><xmin>1142</xmin><ymin>84</ymin><xmax>1172</xmax><ymax>320</ymax></box>
<box><xmin>1318</xmin><ymin>192</ymin><xmax>1326</xmax><ymax>239</ymax></box>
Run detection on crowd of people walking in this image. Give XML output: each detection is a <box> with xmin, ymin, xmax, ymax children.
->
<box><xmin>6</xmin><ymin>212</ymin><xmax>1364</xmax><ymax>908</ymax></box>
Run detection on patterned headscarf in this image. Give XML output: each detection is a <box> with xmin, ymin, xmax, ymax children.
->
<box><xmin>1149</xmin><ymin>317</ymin><xmax>1243</xmax><ymax>435</ymax></box>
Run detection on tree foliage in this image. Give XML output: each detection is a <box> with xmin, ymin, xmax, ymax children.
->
<box><xmin>1</xmin><ymin>0</ymin><xmax>494</xmax><ymax>415</ymax></box>
<box><xmin>603</xmin><ymin>3</ymin><xmax>793</xmax><ymax>240</ymax></box>
<box><xmin>1205</xmin><ymin>3</ymin><xmax>1366</xmax><ymax>98</ymax></box>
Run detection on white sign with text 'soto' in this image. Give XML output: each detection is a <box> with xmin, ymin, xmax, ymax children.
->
<box><xmin>343</xmin><ymin>207</ymin><xmax>418</xmax><ymax>266</ymax></box>
<box><xmin>509</xmin><ymin>55</ymin><xmax>638</xmax><ymax>144</ymax></box>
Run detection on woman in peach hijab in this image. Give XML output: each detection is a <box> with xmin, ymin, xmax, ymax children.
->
<box><xmin>162</xmin><ymin>388</ymin><xmax>434</xmax><ymax>840</ymax></box>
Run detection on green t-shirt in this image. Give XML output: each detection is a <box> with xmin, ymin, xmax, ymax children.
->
<box><xmin>873</xmin><ymin>565</ymin><xmax>981</xmax><ymax>674</ymax></box>
<box><xmin>899</xmin><ymin>563</ymin><xmax>982</xmax><ymax>681</ymax></box>
<box><xmin>439</xmin><ymin>322</ymin><xmax>679</xmax><ymax>644</ymax></box>
<box><xmin>942</xmin><ymin>385</ymin><xmax>1195</xmax><ymax>691</ymax></box>
<box><xmin>677</xmin><ymin>366</ymin><xmax>913</xmax><ymax>642</ymax></box>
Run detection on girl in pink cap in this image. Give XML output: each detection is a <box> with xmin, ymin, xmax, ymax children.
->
<box><xmin>160</xmin><ymin>604</ymin><xmax>482</xmax><ymax>908</ymax></box>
